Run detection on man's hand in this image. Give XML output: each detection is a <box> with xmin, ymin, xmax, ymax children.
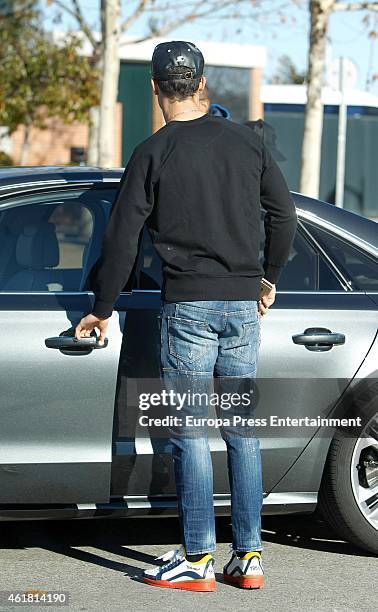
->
<box><xmin>258</xmin><ymin>284</ymin><xmax>276</xmax><ymax>316</ymax></box>
<box><xmin>75</xmin><ymin>313</ymin><xmax>110</xmax><ymax>346</ymax></box>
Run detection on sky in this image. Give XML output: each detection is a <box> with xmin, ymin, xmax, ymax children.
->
<box><xmin>43</xmin><ymin>0</ymin><xmax>378</xmax><ymax>94</ymax></box>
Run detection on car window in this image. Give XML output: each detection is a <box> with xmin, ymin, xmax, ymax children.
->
<box><xmin>318</xmin><ymin>256</ymin><xmax>344</xmax><ymax>290</ymax></box>
<box><xmin>0</xmin><ymin>188</ymin><xmax>114</xmax><ymax>292</ymax></box>
<box><xmin>303</xmin><ymin>222</ymin><xmax>378</xmax><ymax>292</ymax></box>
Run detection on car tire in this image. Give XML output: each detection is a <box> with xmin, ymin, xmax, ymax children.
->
<box><xmin>318</xmin><ymin>411</ymin><xmax>378</xmax><ymax>555</ymax></box>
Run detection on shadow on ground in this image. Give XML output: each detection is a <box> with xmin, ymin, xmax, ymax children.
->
<box><xmin>0</xmin><ymin>513</ymin><xmax>374</xmax><ymax>581</ymax></box>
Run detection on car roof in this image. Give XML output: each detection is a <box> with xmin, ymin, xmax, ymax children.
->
<box><xmin>293</xmin><ymin>192</ymin><xmax>377</xmax><ymax>252</ymax></box>
<box><xmin>0</xmin><ymin>165</ymin><xmax>124</xmax><ymax>185</ymax></box>
<box><xmin>0</xmin><ymin>166</ymin><xmax>376</xmax><ymax>251</ymax></box>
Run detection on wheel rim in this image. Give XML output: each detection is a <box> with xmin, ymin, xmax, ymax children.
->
<box><xmin>350</xmin><ymin>411</ymin><xmax>378</xmax><ymax>531</ymax></box>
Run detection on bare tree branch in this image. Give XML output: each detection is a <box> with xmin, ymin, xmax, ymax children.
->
<box><xmin>333</xmin><ymin>1</ymin><xmax>378</xmax><ymax>11</ymax></box>
<box><xmin>120</xmin><ymin>0</ymin><xmax>239</xmax><ymax>45</ymax></box>
<box><xmin>143</xmin><ymin>0</ymin><xmax>236</xmax><ymax>12</ymax></box>
<box><xmin>121</xmin><ymin>0</ymin><xmax>149</xmax><ymax>33</ymax></box>
<box><xmin>52</xmin><ymin>0</ymin><xmax>99</xmax><ymax>48</ymax></box>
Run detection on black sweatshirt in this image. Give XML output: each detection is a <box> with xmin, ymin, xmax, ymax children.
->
<box><xmin>89</xmin><ymin>113</ymin><xmax>298</xmax><ymax>319</ymax></box>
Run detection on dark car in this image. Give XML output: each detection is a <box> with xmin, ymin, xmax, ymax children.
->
<box><xmin>0</xmin><ymin>167</ymin><xmax>377</xmax><ymax>554</ymax></box>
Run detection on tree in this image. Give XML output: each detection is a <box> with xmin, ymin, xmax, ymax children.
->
<box><xmin>47</xmin><ymin>0</ymin><xmax>236</xmax><ymax>167</ymax></box>
<box><xmin>300</xmin><ymin>0</ymin><xmax>378</xmax><ymax>198</ymax></box>
<box><xmin>98</xmin><ymin>0</ymin><xmax>120</xmax><ymax>169</ymax></box>
<box><xmin>0</xmin><ymin>1</ymin><xmax>99</xmax><ymax>164</ymax></box>
<box><xmin>270</xmin><ymin>55</ymin><xmax>307</xmax><ymax>84</ymax></box>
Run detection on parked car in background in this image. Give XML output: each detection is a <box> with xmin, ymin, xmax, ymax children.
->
<box><xmin>0</xmin><ymin>167</ymin><xmax>377</xmax><ymax>554</ymax></box>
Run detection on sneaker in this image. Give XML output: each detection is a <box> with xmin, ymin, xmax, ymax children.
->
<box><xmin>223</xmin><ymin>548</ymin><xmax>264</xmax><ymax>589</ymax></box>
<box><xmin>143</xmin><ymin>545</ymin><xmax>216</xmax><ymax>591</ymax></box>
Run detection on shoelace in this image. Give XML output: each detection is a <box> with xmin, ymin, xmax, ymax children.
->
<box><xmin>154</xmin><ymin>545</ymin><xmax>185</xmax><ymax>564</ymax></box>
<box><xmin>157</xmin><ymin>556</ymin><xmax>184</xmax><ymax>573</ymax></box>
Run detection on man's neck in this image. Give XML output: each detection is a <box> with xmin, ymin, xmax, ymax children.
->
<box><xmin>162</xmin><ymin>99</ymin><xmax>206</xmax><ymax>123</ymax></box>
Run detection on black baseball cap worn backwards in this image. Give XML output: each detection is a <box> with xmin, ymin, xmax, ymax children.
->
<box><xmin>151</xmin><ymin>41</ymin><xmax>204</xmax><ymax>81</ymax></box>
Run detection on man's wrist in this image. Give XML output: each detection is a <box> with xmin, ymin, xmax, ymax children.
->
<box><xmin>263</xmin><ymin>263</ymin><xmax>283</xmax><ymax>285</ymax></box>
<box><xmin>92</xmin><ymin>298</ymin><xmax>114</xmax><ymax>320</ymax></box>
<box><xmin>91</xmin><ymin>312</ymin><xmax>110</xmax><ymax>321</ymax></box>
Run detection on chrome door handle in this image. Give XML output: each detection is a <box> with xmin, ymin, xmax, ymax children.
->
<box><xmin>292</xmin><ymin>327</ymin><xmax>345</xmax><ymax>352</ymax></box>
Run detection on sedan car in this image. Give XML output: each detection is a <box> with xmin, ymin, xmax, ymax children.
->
<box><xmin>0</xmin><ymin>167</ymin><xmax>377</xmax><ymax>555</ymax></box>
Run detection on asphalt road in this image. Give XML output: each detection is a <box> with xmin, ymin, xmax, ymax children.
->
<box><xmin>0</xmin><ymin>514</ymin><xmax>376</xmax><ymax>612</ymax></box>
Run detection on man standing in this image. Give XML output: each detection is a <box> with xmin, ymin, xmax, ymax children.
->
<box><xmin>75</xmin><ymin>41</ymin><xmax>297</xmax><ymax>592</ymax></box>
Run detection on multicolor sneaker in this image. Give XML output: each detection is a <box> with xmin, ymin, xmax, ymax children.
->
<box><xmin>223</xmin><ymin>549</ymin><xmax>264</xmax><ymax>589</ymax></box>
<box><xmin>143</xmin><ymin>545</ymin><xmax>216</xmax><ymax>591</ymax></box>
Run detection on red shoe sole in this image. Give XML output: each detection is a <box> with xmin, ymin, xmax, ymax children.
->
<box><xmin>223</xmin><ymin>573</ymin><xmax>264</xmax><ymax>589</ymax></box>
<box><xmin>143</xmin><ymin>577</ymin><xmax>216</xmax><ymax>592</ymax></box>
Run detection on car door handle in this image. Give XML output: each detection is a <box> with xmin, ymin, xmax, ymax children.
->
<box><xmin>292</xmin><ymin>327</ymin><xmax>345</xmax><ymax>352</ymax></box>
<box><xmin>45</xmin><ymin>328</ymin><xmax>108</xmax><ymax>350</ymax></box>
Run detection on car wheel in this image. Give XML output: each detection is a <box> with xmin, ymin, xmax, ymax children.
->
<box><xmin>318</xmin><ymin>410</ymin><xmax>378</xmax><ymax>554</ymax></box>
